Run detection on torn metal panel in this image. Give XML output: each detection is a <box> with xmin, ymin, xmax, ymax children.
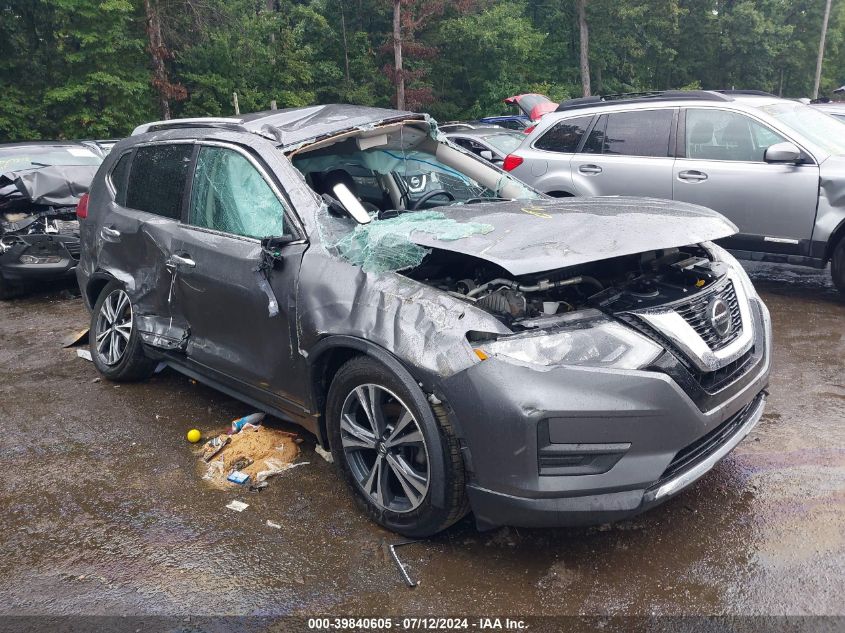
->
<box><xmin>0</xmin><ymin>165</ymin><xmax>98</xmax><ymax>211</ymax></box>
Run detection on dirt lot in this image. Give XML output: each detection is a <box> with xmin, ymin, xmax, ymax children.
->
<box><xmin>0</xmin><ymin>263</ymin><xmax>842</xmax><ymax>621</ymax></box>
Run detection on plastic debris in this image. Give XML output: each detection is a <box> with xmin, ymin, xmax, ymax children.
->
<box><xmin>327</xmin><ymin>211</ymin><xmax>493</xmax><ymax>273</ymax></box>
<box><xmin>202</xmin><ymin>434</ymin><xmax>230</xmax><ymax>462</ymax></box>
<box><xmin>62</xmin><ymin>328</ymin><xmax>89</xmax><ymax>348</ymax></box>
<box><xmin>229</xmin><ymin>412</ymin><xmax>265</xmax><ymax>435</ymax></box>
<box><xmin>227</xmin><ymin>471</ymin><xmax>250</xmax><ymax>485</ymax></box>
<box><xmin>256</xmin><ymin>459</ymin><xmax>310</xmax><ymax>483</ymax></box>
<box><xmin>266</xmin><ymin>520</ymin><xmax>282</xmax><ymax>529</ymax></box>
<box><xmin>225</xmin><ymin>500</ymin><xmax>249</xmax><ymax>512</ymax></box>
<box><xmin>314</xmin><ymin>445</ymin><xmax>334</xmax><ymax>463</ymax></box>
<box><xmin>76</xmin><ymin>349</ymin><xmax>92</xmax><ymax>361</ymax></box>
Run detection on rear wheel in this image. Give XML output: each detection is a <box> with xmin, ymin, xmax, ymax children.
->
<box><xmin>90</xmin><ymin>281</ymin><xmax>156</xmax><ymax>382</ymax></box>
<box><xmin>326</xmin><ymin>356</ymin><xmax>468</xmax><ymax>537</ymax></box>
<box><xmin>832</xmin><ymin>237</ymin><xmax>845</xmax><ymax>294</ymax></box>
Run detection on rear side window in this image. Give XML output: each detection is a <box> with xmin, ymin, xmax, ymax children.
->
<box><xmin>125</xmin><ymin>144</ymin><xmax>193</xmax><ymax>219</ymax></box>
<box><xmin>534</xmin><ymin>116</ymin><xmax>592</xmax><ymax>152</ymax></box>
<box><xmin>583</xmin><ymin>110</ymin><xmax>674</xmax><ymax>157</ymax></box>
<box><xmin>109</xmin><ymin>152</ymin><xmax>132</xmax><ymax>206</ymax></box>
<box><xmin>189</xmin><ymin>146</ymin><xmax>286</xmax><ymax>239</ymax></box>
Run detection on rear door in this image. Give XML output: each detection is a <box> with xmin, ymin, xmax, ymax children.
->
<box><xmin>169</xmin><ymin>141</ymin><xmax>308</xmax><ymax>411</ymax></box>
<box><xmin>570</xmin><ymin>108</ymin><xmax>676</xmax><ymax>199</ymax></box>
<box><xmin>672</xmin><ymin>108</ymin><xmax>819</xmax><ymax>254</ymax></box>
<box><xmin>99</xmin><ymin>142</ymin><xmax>194</xmax><ymax>349</ymax></box>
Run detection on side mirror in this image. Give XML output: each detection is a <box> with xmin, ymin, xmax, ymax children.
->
<box><xmin>479</xmin><ymin>150</ymin><xmax>494</xmax><ymax>161</ymax></box>
<box><xmin>765</xmin><ymin>141</ymin><xmax>802</xmax><ymax>163</ymax></box>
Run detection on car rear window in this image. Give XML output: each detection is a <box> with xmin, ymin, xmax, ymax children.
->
<box><xmin>125</xmin><ymin>144</ymin><xmax>193</xmax><ymax>219</ymax></box>
<box><xmin>583</xmin><ymin>110</ymin><xmax>674</xmax><ymax>157</ymax></box>
<box><xmin>534</xmin><ymin>116</ymin><xmax>592</xmax><ymax>153</ymax></box>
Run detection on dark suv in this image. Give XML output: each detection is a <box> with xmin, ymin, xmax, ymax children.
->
<box><xmin>77</xmin><ymin>105</ymin><xmax>771</xmax><ymax>536</ymax></box>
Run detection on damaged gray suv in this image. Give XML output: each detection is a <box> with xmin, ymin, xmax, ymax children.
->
<box><xmin>76</xmin><ymin>105</ymin><xmax>771</xmax><ymax>536</ymax></box>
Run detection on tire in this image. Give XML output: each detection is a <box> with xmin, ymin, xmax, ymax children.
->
<box><xmin>90</xmin><ymin>280</ymin><xmax>156</xmax><ymax>382</ymax></box>
<box><xmin>326</xmin><ymin>356</ymin><xmax>469</xmax><ymax>537</ymax></box>
<box><xmin>832</xmin><ymin>237</ymin><xmax>845</xmax><ymax>294</ymax></box>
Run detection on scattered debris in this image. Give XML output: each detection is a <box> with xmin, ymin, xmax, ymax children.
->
<box><xmin>249</xmin><ymin>481</ymin><xmax>269</xmax><ymax>492</ymax></box>
<box><xmin>229</xmin><ymin>412</ymin><xmax>265</xmax><ymax>435</ymax></box>
<box><xmin>227</xmin><ymin>471</ymin><xmax>250</xmax><ymax>485</ymax></box>
<box><xmin>186</xmin><ymin>429</ymin><xmax>201</xmax><ymax>443</ymax></box>
<box><xmin>202</xmin><ymin>434</ymin><xmax>230</xmax><ymax>462</ymax></box>
<box><xmin>197</xmin><ymin>423</ymin><xmax>301</xmax><ymax>489</ymax></box>
<box><xmin>266</xmin><ymin>520</ymin><xmax>282</xmax><ymax>529</ymax></box>
<box><xmin>76</xmin><ymin>349</ymin><xmax>92</xmax><ymax>361</ymax></box>
<box><xmin>225</xmin><ymin>500</ymin><xmax>249</xmax><ymax>512</ymax></box>
<box><xmin>314</xmin><ymin>445</ymin><xmax>334</xmax><ymax>463</ymax></box>
<box><xmin>387</xmin><ymin>540</ymin><xmax>418</xmax><ymax>588</ymax></box>
<box><xmin>61</xmin><ymin>328</ymin><xmax>89</xmax><ymax>348</ymax></box>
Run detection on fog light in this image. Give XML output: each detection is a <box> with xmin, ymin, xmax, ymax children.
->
<box><xmin>19</xmin><ymin>254</ymin><xmax>62</xmax><ymax>264</ymax></box>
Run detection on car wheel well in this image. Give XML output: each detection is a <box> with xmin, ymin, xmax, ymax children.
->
<box><xmin>86</xmin><ymin>276</ymin><xmax>113</xmax><ymax>309</ymax></box>
<box><xmin>312</xmin><ymin>346</ymin><xmax>364</xmax><ymax>448</ymax></box>
<box><xmin>546</xmin><ymin>190</ymin><xmax>573</xmax><ymax>198</ymax></box>
<box><xmin>825</xmin><ymin>220</ymin><xmax>845</xmax><ymax>262</ymax></box>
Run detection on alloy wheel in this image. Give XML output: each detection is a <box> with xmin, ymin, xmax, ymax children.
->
<box><xmin>340</xmin><ymin>384</ymin><xmax>430</xmax><ymax>513</ymax></box>
<box><xmin>95</xmin><ymin>289</ymin><xmax>133</xmax><ymax>366</ymax></box>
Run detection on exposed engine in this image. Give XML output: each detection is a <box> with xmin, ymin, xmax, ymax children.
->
<box><xmin>406</xmin><ymin>245</ymin><xmax>726</xmax><ymax>330</ymax></box>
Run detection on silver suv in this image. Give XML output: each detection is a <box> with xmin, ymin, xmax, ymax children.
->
<box><xmin>504</xmin><ymin>90</ymin><xmax>845</xmax><ymax>293</ymax></box>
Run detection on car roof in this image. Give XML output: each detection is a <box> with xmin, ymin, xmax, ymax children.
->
<box><xmin>133</xmin><ymin>104</ymin><xmax>425</xmax><ymax>149</ymax></box>
<box><xmin>552</xmin><ymin>90</ymin><xmax>787</xmax><ymax>115</ymax></box>
<box><xmin>0</xmin><ymin>140</ymin><xmax>92</xmax><ymax>149</ymax></box>
<box><xmin>445</xmin><ymin>127</ymin><xmax>521</xmax><ymax>138</ymax></box>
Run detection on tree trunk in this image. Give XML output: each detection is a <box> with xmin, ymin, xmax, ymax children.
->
<box><xmin>813</xmin><ymin>0</ymin><xmax>833</xmax><ymax>99</ymax></box>
<box><xmin>577</xmin><ymin>0</ymin><xmax>591</xmax><ymax>97</ymax></box>
<box><xmin>143</xmin><ymin>0</ymin><xmax>170</xmax><ymax>120</ymax></box>
<box><xmin>340</xmin><ymin>0</ymin><xmax>351</xmax><ymax>85</ymax></box>
<box><xmin>393</xmin><ymin>0</ymin><xmax>404</xmax><ymax>110</ymax></box>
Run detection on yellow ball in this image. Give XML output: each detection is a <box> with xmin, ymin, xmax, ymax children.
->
<box><xmin>186</xmin><ymin>429</ymin><xmax>202</xmax><ymax>443</ymax></box>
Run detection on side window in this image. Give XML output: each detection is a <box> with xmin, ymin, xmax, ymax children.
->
<box><xmin>600</xmin><ymin>110</ymin><xmax>674</xmax><ymax>157</ymax></box>
<box><xmin>189</xmin><ymin>146</ymin><xmax>286</xmax><ymax>239</ymax></box>
<box><xmin>109</xmin><ymin>152</ymin><xmax>132</xmax><ymax>206</ymax></box>
<box><xmin>535</xmin><ymin>115</ymin><xmax>592</xmax><ymax>152</ymax></box>
<box><xmin>686</xmin><ymin>109</ymin><xmax>786</xmax><ymax>162</ymax></box>
<box><xmin>582</xmin><ymin>115</ymin><xmax>607</xmax><ymax>154</ymax></box>
<box><xmin>125</xmin><ymin>144</ymin><xmax>193</xmax><ymax>219</ymax></box>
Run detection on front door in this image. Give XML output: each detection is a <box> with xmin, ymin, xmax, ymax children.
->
<box><xmin>673</xmin><ymin>108</ymin><xmax>820</xmax><ymax>255</ymax></box>
<box><xmin>170</xmin><ymin>142</ymin><xmax>307</xmax><ymax>410</ymax></box>
<box><xmin>570</xmin><ymin>108</ymin><xmax>676</xmax><ymax>199</ymax></box>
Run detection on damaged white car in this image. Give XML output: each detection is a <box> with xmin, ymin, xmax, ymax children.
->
<box><xmin>76</xmin><ymin>105</ymin><xmax>771</xmax><ymax>536</ymax></box>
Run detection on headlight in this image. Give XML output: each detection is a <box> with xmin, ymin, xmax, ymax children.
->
<box><xmin>19</xmin><ymin>254</ymin><xmax>62</xmax><ymax>264</ymax></box>
<box><xmin>474</xmin><ymin>311</ymin><xmax>662</xmax><ymax>370</ymax></box>
<box><xmin>703</xmin><ymin>242</ymin><xmax>758</xmax><ymax>299</ymax></box>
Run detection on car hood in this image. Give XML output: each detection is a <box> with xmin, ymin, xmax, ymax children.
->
<box><xmin>409</xmin><ymin>197</ymin><xmax>737</xmax><ymax>276</ymax></box>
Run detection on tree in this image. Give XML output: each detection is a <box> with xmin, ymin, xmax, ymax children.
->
<box><xmin>814</xmin><ymin>0</ymin><xmax>833</xmax><ymax>98</ymax></box>
<box><xmin>577</xmin><ymin>0</ymin><xmax>590</xmax><ymax>96</ymax></box>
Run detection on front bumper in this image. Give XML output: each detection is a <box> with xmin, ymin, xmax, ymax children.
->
<box><xmin>0</xmin><ymin>234</ymin><xmax>79</xmax><ymax>283</ymax></box>
<box><xmin>438</xmin><ymin>298</ymin><xmax>771</xmax><ymax>529</ymax></box>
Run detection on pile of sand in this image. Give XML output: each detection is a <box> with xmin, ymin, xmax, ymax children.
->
<box><xmin>198</xmin><ymin>425</ymin><xmax>301</xmax><ymax>489</ymax></box>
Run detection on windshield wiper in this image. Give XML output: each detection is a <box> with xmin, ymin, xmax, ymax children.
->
<box><xmin>464</xmin><ymin>197</ymin><xmax>514</xmax><ymax>204</ymax></box>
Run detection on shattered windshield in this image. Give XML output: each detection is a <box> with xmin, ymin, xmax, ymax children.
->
<box><xmin>293</xmin><ymin>121</ymin><xmax>539</xmax><ymax>273</ymax></box>
<box><xmin>482</xmin><ymin>133</ymin><xmax>524</xmax><ymax>155</ymax></box>
<box><xmin>0</xmin><ymin>146</ymin><xmax>102</xmax><ymax>172</ymax></box>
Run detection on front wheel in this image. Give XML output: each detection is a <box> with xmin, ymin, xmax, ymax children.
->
<box><xmin>90</xmin><ymin>281</ymin><xmax>156</xmax><ymax>382</ymax></box>
<box><xmin>326</xmin><ymin>356</ymin><xmax>469</xmax><ymax>537</ymax></box>
<box><xmin>831</xmin><ymin>237</ymin><xmax>845</xmax><ymax>294</ymax></box>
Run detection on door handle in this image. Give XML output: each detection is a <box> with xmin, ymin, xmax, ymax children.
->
<box><xmin>169</xmin><ymin>253</ymin><xmax>196</xmax><ymax>268</ymax></box>
<box><xmin>578</xmin><ymin>164</ymin><xmax>603</xmax><ymax>175</ymax></box>
<box><xmin>678</xmin><ymin>170</ymin><xmax>708</xmax><ymax>182</ymax></box>
<box><xmin>100</xmin><ymin>226</ymin><xmax>121</xmax><ymax>242</ymax></box>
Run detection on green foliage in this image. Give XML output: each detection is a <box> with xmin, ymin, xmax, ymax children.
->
<box><xmin>1</xmin><ymin>0</ymin><xmax>844</xmax><ymax>142</ymax></box>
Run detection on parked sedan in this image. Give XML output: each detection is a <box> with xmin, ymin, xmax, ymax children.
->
<box><xmin>77</xmin><ymin>105</ymin><xmax>769</xmax><ymax>536</ymax></box>
<box><xmin>445</xmin><ymin>127</ymin><xmax>526</xmax><ymax>165</ymax></box>
<box><xmin>0</xmin><ymin>141</ymin><xmax>101</xmax><ymax>298</ymax></box>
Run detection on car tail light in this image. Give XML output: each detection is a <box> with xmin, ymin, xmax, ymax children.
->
<box><xmin>76</xmin><ymin>193</ymin><xmax>89</xmax><ymax>219</ymax></box>
<box><xmin>524</xmin><ymin>124</ymin><xmax>536</xmax><ymax>134</ymax></box>
<box><xmin>502</xmin><ymin>154</ymin><xmax>524</xmax><ymax>172</ymax></box>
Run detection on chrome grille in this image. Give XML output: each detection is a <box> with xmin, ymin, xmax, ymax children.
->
<box><xmin>674</xmin><ymin>281</ymin><xmax>742</xmax><ymax>351</ymax></box>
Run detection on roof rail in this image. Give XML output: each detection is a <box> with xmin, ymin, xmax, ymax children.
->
<box><xmin>131</xmin><ymin>117</ymin><xmax>245</xmax><ymax>136</ymax></box>
<box><xmin>555</xmin><ymin>90</ymin><xmax>733</xmax><ymax>112</ymax></box>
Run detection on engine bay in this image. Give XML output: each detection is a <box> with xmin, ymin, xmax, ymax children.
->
<box><xmin>405</xmin><ymin>244</ymin><xmax>726</xmax><ymax>330</ymax></box>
